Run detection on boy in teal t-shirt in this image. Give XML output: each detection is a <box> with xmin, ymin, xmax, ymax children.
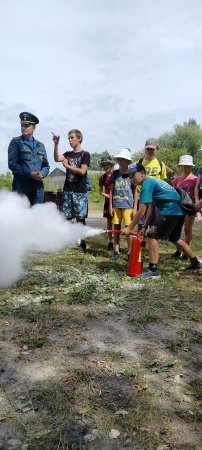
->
<box><xmin>121</xmin><ymin>163</ymin><xmax>201</xmax><ymax>278</ymax></box>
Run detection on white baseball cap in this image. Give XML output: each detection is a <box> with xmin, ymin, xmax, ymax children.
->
<box><xmin>115</xmin><ymin>148</ymin><xmax>132</xmax><ymax>161</ymax></box>
<box><xmin>178</xmin><ymin>155</ymin><xmax>195</xmax><ymax>166</ymax></box>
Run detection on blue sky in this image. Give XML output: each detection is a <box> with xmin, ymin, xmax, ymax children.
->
<box><xmin>1</xmin><ymin>0</ymin><xmax>202</xmax><ymax>173</ymax></box>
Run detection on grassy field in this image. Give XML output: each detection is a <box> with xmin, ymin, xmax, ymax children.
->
<box><xmin>0</xmin><ymin>220</ymin><xmax>202</xmax><ymax>450</ymax></box>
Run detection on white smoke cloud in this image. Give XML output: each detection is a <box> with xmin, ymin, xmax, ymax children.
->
<box><xmin>0</xmin><ymin>190</ymin><xmax>104</xmax><ymax>287</ymax></box>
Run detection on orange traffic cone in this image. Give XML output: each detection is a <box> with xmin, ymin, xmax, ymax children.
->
<box><xmin>127</xmin><ymin>235</ymin><xmax>145</xmax><ymax>277</ymax></box>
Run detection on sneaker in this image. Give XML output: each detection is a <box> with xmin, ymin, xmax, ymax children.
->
<box><xmin>170</xmin><ymin>250</ymin><xmax>181</xmax><ymax>259</ymax></box>
<box><xmin>79</xmin><ymin>241</ymin><xmax>86</xmax><ymax>253</ymax></box>
<box><xmin>137</xmin><ymin>268</ymin><xmax>161</xmax><ymax>279</ymax></box>
<box><xmin>180</xmin><ymin>254</ymin><xmax>188</xmax><ymax>260</ymax></box>
<box><xmin>185</xmin><ymin>262</ymin><xmax>202</xmax><ymax>271</ymax></box>
<box><xmin>111</xmin><ymin>251</ymin><xmax>120</xmax><ymax>260</ymax></box>
<box><xmin>107</xmin><ymin>241</ymin><xmax>113</xmax><ymax>251</ymax></box>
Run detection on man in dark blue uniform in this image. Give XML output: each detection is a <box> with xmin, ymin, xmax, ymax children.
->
<box><xmin>8</xmin><ymin>112</ymin><xmax>50</xmax><ymax>205</ymax></box>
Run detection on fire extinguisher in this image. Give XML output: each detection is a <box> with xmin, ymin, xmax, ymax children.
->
<box><xmin>127</xmin><ymin>235</ymin><xmax>146</xmax><ymax>277</ymax></box>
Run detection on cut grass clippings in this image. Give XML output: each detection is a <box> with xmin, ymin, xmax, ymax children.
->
<box><xmin>0</xmin><ymin>221</ymin><xmax>202</xmax><ymax>449</ymax></box>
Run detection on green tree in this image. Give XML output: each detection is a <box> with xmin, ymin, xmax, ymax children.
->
<box><xmin>159</xmin><ymin>118</ymin><xmax>202</xmax><ymax>158</ymax></box>
<box><xmin>130</xmin><ymin>119</ymin><xmax>202</xmax><ymax>176</ymax></box>
<box><xmin>0</xmin><ymin>172</ymin><xmax>12</xmax><ymax>190</ymax></box>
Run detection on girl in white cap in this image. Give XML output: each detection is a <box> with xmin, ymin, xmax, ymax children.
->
<box><xmin>171</xmin><ymin>155</ymin><xmax>197</xmax><ymax>259</ymax></box>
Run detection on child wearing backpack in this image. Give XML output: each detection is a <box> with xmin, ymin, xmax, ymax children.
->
<box><xmin>99</xmin><ymin>156</ymin><xmax>114</xmax><ymax>250</ymax></box>
<box><xmin>53</xmin><ymin>129</ymin><xmax>90</xmax><ymax>253</ymax></box>
<box><xmin>171</xmin><ymin>155</ymin><xmax>197</xmax><ymax>259</ymax></box>
<box><xmin>109</xmin><ymin>148</ymin><xmax>135</xmax><ymax>260</ymax></box>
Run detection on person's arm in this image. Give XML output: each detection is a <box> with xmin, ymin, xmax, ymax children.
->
<box><xmin>99</xmin><ymin>186</ymin><xmax>110</xmax><ymax>199</ymax></box>
<box><xmin>39</xmin><ymin>144</ymin><xmax>50</xmax><ymax>178</ymax></box>
<box><xmin>52</xmin><ymin>134</ymin><xmax>66</xmax><ymax>163</ymax></box>
<box><xmin>121</xmin><ymin>204</ymin><xmax>147</xmax><ymax>235</ymax></box>
<box><xmin>109</xmin><ymin>184</ymin><xmax>114</xmax><ymax>216</ymax></box>
<box><xmin>194</xmin><ymin>175</ymin><xmax>200</xmax><ymax>203</ymax></box>
<box><xmin>62</xmin><ymin>160</ymin><xmax>88</xmax><ymax>176</ymax></box>
<box><xmin>8</xmin><ymin>139</ymin><xmax>31</xmax><ymax>178</ymax></box>
<box><xmin>131</xmin><ymin>187</ymin><xmax>138</xmax><ymax>218</ymax></box>
<box><xmin>141</xmin><ymin>203</ymin><xmax>154</xmax><ymax>232</ymax></box>
<box><xmin>166</xmin><ymin>166</ymin><xmax>174</xmax><ymax>177</ymax></box>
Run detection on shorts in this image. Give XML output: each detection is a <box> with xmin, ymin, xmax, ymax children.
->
<box><xmin>112</xmin><ymin>208</ymin><xmax>132</xmax><ymax>226</ymax></box>
<box><xmin>147</xmin><ymin>215</ymin><xmax>185</xmax><ymax>242</ymax></box>
<box><xmin>62</xmin><ymin>191</ymin><xmax>88</xmax><ymax>219</ymax></box>
<box><xmin>103</xmin><ymin>200</ymin><xmax>110</xmax><ymax>218</ymax></box>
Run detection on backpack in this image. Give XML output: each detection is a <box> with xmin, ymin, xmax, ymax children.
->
<box><xmin>174</xmin><ymin>187</ymin><xmax>197</xmax><ymax>216</ymax></box>
<box><xmin>138</xmin><ymin>158</ymin><xmax>163</xmax><ymax>177</ymax></box>
<box><xmin>81</xmin><ymin>151</ymin><xmax>91</xmax><ymax>191</ymax></box>
<box><xmin>86</xmin><ymin>172</ymin><xmax>92</xmax><ymax>191</ymax></box>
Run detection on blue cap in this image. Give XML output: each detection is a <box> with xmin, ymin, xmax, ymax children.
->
<box><xmin>128</xmin><ymin>162</ymin><xmax>146</xmax><ymax>174</ymax></box>
<box><xmin>128</xmin><ymin>163</ymin><xmax>138</xmax><ymax>174</ymax></box>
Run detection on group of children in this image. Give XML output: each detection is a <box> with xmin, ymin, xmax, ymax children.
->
<box><xmin>51</xmin><ymin>128</ymin><xmax>202</xmax><ymax>278</ymax></box>
<box><xmin>98</xmin><ymin>138</ymin><xmax>202</xmax><ymax>278</ymax></box>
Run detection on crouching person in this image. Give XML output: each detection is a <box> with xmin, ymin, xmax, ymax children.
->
<box><xmin>121</xmin><ymin>163</ymin><xmax>202</xmax><ymax>279</ymax></box>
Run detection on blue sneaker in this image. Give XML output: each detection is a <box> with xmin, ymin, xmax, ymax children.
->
<box><xmin>137</xmin><ymin>268</ymin><xmax>161</xmax><ymax>279</ymax></box>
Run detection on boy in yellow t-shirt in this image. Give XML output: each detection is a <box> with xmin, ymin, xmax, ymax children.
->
<box><xmin>134</xmin><ymin>138</ymin><xmax>167</xmax><ymax>229</ymax></box>
<box><xmin>138</xmin><ymin>138</ymin><xmax>167</xmax><ymax>180</ymax></box>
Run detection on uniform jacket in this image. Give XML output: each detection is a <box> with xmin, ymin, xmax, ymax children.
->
<box><xmin>8</xmin><ymin>136</ymin><xmax>49</xmax><ymax>181</ymax></box>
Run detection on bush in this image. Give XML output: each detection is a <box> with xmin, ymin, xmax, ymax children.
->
<box><xmin>88</xmin><ymin>172</ymin><xmax>103</xmax><ymax>203</ymax></box>
<box><xmin>0</xmin><ymin>172</ymin><xmax>12</xmax><ymax>191</ymax></box>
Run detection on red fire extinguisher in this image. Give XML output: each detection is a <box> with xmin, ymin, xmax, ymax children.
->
<box><xmin>127</xmin><ymin>235</ymin><xmax>146</xmax><ymax>277</ymax></box>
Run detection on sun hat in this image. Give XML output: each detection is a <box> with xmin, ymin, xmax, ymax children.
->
<box><xmin>178</xmin><ymin>155</ymin><xmax>195</xmax><ymax>166</ymax></box>
<box><xmin>99</xmin><ymin>156</ymin><xmax>114</xmax><ymax>166</ymax></box>
<box><xmin>115</xmin><ymin>148</ymin><xmax>132</xmax><ymax>161</ymax></box>
<box><xmin>145</xmin><ymin>138</ymin><xmax>159</xmax><ymax>150</ymax></box>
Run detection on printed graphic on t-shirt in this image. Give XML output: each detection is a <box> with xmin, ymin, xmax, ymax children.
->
<box><xmin>63</xmin><ymin>150</ymin><xmax>90</xmax><ymax>193</ymax></box>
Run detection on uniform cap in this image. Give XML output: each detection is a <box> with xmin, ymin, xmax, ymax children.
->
<box><xmin>145</xmin><ymin>138</ymin><xmax>159</xmax><ymax>150</ymax></box>
<box><xmin>178</xmin><ymin>155</ymin><xmax>195</xmax><ymax>166</ymax></box>
<box><xmin>115</xmin><ymin>148</ymin><xmax>132</xmax><ymax>161</ymax></box>
<box><xmin>19</xmin><ymin>112</ymin><xmax>39</xmax><ymax>125</ymax></box>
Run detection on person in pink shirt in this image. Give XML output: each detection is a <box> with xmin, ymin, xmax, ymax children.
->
<box><xmin>171</xmin><ymin>155</ymin><xmax>197</xmax><ymax>259</ymax></box>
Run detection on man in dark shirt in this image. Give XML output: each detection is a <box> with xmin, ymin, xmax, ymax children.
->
<box><xmin>8</xmin><ymin>112</ymin><xmax>49</xmax><ymax>205</ymax></box>
<box><xmin>53</xmin><ymin>129</ymin><xmax>90</xmax><ymax>253</ymax></box>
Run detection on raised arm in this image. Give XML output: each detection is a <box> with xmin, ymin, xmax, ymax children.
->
<box><xmin>194</xmin><ymin>175</ymin><xmax>200</xmax><ymax>203</ymax></box>
<box><xmin>52</xmin><ymin>134</ymin><xmax>65</xmax><ymax>162</ymax></box>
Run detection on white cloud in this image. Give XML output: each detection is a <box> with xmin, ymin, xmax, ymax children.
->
<box><xmin>0</xmin><ymin>0</ymin><xmax>202</xmax><ymax>172</ymax></box>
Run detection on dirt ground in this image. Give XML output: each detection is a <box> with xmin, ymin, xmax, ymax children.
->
<box><xmin>0</xmin><ymin>216</ymin><xmax>202</xmax><ymax>450</ymax></box>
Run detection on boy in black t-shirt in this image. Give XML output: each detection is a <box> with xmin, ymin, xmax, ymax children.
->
<box><xmin>53</xmin><ymin>129</ymin><xmax>90</xmax><ymax>253</ymax></box>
